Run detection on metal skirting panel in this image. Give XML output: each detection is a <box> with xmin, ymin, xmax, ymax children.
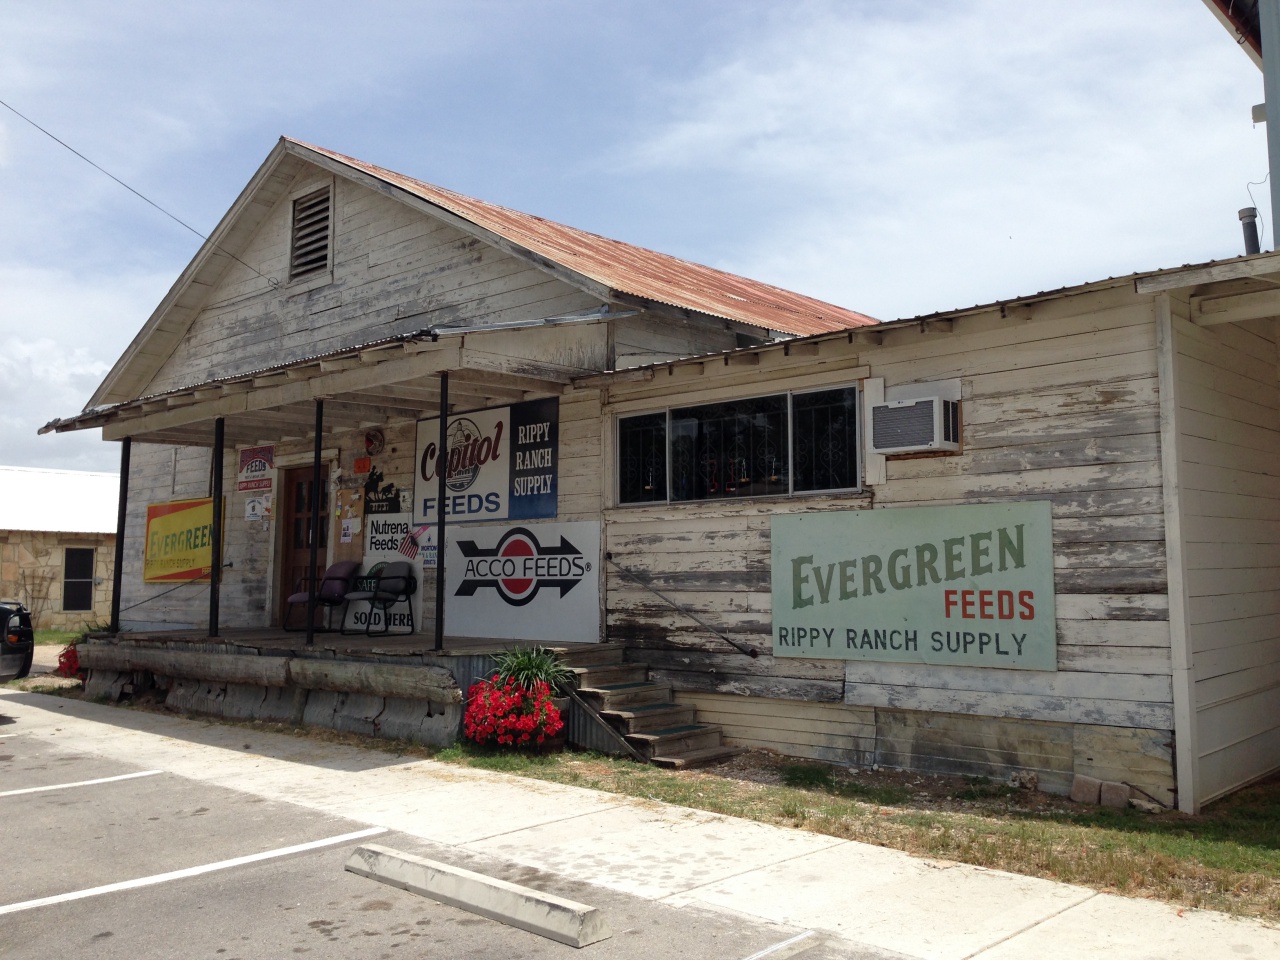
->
<box><xmin>564</xmin><ymin>696</ymin><xmax>632</xmax><ymax>757</ymax></box>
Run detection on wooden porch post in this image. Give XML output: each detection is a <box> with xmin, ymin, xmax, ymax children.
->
<box><xmin>209</xmin><ymin>418</ymin><xmax>224</xmax><ymax>638</ymax></box>
<box><xmin>306</xmin><ymin>399</ymin><xmax>324</xmax><ymax>647</ymax></box>
<box><xmin>109</xmin><ymin>437</ymin><xmax>131</xmax><ymax>634</ymax></box>
<box><xmin>434</xmin><ymin>372</ymin><xmax>448</xmax><ymax>651</ymax></box>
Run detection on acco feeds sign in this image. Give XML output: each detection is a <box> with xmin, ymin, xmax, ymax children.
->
<box><xmin>444</xmin><ymin>521</ymin><xmax>601</xmax><ymax>643</ymax></box>
<box><xmin>771</xmin><ymin>501</ymin><xmax>1056</xmax><ymax>671</ymax></box>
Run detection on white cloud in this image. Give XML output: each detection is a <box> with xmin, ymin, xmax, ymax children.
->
<box><xmin>619</xmin><ymin>0</ymin><xmax>1267</xmax><ymax>318</ymax></box>
<box><xmin>0</xmin><ymin>265</ymin><xmax>171</xmax><ymax>470</ymax></box>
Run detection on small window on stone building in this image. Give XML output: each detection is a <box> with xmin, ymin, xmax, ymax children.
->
<box><xmin>63</xmin><ymin>547</ymin><xmax>95</xmax><ymax>612</ymax></box>
<box><xmin>289</xmin><ymin>186</ymin><xmax>332</xmax><ymax>281</ymax></box>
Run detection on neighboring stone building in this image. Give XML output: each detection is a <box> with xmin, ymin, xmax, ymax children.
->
<box><xmin>0</xmin><ymin>466</ymin><xmax>118</xmax><ymax>630</ymax></box>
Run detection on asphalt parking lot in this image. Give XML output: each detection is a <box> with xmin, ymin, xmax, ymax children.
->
<box><xmin>0</xmin><ymin>726</ymin><xmax>873</xmax><ymax>960</ymax></box>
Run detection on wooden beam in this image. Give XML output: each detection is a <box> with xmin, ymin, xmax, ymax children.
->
<box><xmin>574</xmin><ymin>367</ymin><xmax>654</xmax><ymax>389</ymax></box>
<box><xmin>1190</xmin><ymin>288</ymin><xmax>1280</xmax><ymax>326</ymax></box>
<box><xmin>1135</xmin><ymin>254</ymin><xmax>1280</xmax><ymax>293</ymax></box>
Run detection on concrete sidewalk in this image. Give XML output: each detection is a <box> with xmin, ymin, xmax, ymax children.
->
<box><xmin>2</xmin><ymin>689</ymin><xmax>1275</xmax><ymax>960</ymax></box>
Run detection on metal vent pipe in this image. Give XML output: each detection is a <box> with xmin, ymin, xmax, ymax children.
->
<box><xmin>1241</xmin><ymin>207</ymin><xmax>1262</xmax><ymax>256</ymax></box>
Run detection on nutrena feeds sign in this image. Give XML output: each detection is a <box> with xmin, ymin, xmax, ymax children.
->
<box><xmin>771</xmin><ymin>502</ymin><xmax>1056</xmax><ymax>670</ymax></box>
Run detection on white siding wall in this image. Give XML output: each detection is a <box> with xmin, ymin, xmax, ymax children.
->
<box><xmin>1174</xmin><ymin>311</ymin><xmax>1280</xmax><ymax>804</ymax></box>
<box><xmin>600</xmin><ymin>286</ymin><xmax>1176</xmax><ymax>799</ymax></box>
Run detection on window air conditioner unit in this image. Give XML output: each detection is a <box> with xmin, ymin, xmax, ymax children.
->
<box><xmin>869</xmin><ymin>397</ymin><xmax>961</xmax><ymax>455</ymax></box>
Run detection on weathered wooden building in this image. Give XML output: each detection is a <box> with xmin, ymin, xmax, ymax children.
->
<box><xmin>43</xmin><ymin>138</ymin><xmax>1280</xmax><ymax>813</ymax></box>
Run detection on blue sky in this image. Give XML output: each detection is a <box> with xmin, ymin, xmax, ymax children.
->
<box><xmin>0</xmin><ymin>0</ymin><xmax>1265</xmax><ymax>471</ymax></box>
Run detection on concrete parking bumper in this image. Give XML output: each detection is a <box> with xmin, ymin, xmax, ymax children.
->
<box><xmin>345</xmin><ymin>842</ymin><xmax>611</xmax><ymax>947</ymax></box>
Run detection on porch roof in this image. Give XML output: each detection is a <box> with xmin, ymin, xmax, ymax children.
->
<box><xmin>38</xmin><ymin>321</ymin><xmax>592</xmax><ymax>447</ymax></box>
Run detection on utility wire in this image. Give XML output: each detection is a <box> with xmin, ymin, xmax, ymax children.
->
<box><xmin>0</xmin><ymin>97</ymin><xmax>277</xmax><ymax>288</ymax></box>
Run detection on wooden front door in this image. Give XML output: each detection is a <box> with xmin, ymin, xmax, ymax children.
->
<box><xmin>278</xmin><ymin>466</ymin><xmax>329</xmax><ymax>626</ymax></box>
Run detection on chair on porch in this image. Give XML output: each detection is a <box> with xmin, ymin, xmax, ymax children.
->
<box><xmin>340</xmin><ymin>561</ymin><xmax>418</xmax><ymax>637</ymax></box>
<box><xmin>283</xmin><ymin>560</ymin><xmax>361</xmax><ymax>632</ymax></box>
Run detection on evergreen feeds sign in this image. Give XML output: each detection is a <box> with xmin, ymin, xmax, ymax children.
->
<box><xmin>771</xmin><ymin>502</ymin><xmax>1056</xmax><ymax>670</ymax></box>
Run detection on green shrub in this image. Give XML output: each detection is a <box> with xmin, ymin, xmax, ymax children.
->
<box><xmin>490</xmin><ymin>645</ymin><xmax>575</xmax><ymax>692</ymax></box>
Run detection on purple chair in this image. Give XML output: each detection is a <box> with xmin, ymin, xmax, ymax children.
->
<box><xmin>283</xmin><ymin>560</ymin><xmax>361</xmax><ymax>631</ymax></box>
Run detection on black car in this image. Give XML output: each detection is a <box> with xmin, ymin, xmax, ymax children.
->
<box><xmin>0</xmin><ymin>600</ymin><xmax>34</xmax><ymax>683</ymax></box>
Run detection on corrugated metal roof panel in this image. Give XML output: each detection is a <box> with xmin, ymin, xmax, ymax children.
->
<box><xmin>288</xmin><ymin>139</ymin><xmax>877</xmax><ymax>337</ymax></box>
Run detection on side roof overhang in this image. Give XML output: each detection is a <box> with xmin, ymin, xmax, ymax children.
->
<box><xmin>572</xmin><ymin>248</ymin><xmax>1280</xmax><ymax>387</ymax></box>
<box><xmin>90</xmin><ymin>137</ymin><xmax>877</xmax><ymax>411</ymax></box>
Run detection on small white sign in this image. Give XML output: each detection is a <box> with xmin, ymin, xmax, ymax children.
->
<box><xmin>444</xmin><ymin>520</ymin><xmax>601</xmax><ymax>644</ymax></box>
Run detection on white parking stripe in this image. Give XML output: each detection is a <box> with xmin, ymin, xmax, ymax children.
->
<box><xmin>0</xmin><ymin>826</ymin><xmax>388</xmax><ymax>916</ymax></box>
<box><xmin>0</xmin><ymin>770</ymin><xmax>164</xmax><ymax>798</ymax></box>
<box><xmin>741</xmin><ymin>930</ymin><xmax>820</xmax><ymax>960</ymax></box>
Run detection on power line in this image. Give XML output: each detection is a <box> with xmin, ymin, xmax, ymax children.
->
<box><xmin>0</xmin><ymin>97</ymin><xmax>277</xmax><ymax>287</ymax></box>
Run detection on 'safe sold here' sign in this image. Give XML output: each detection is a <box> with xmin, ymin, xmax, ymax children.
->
<box><xmin>771</xmin><ymin>501</ymin><xmax>1056</xmax><ymax>671</ymax></box>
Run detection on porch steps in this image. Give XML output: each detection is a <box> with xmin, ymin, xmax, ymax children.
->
<box><xmin>565</xmin><ymin>645</ymin><xmax>740</xmax><ymax>769</ymax></box>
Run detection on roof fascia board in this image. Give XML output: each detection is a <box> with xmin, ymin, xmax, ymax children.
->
<box><xmin>98</xmin><ymin>342</ymin><xmax>464</xmax><ymax>441</ymax></box>
<box><xmin>282</xmin><ymin>140</ymin><xmax>619</xmax><ymax>305</ymax></box>
<box><xmin>1134</xmin><ymin>253</ymin><xmax>1280</xmax><ymax>293</ymax></box>
<box><xmin>89</xmin><ymin>140</ymin><xmax>299</xmax><ymax>408</ymax></box>
<box><xmin>575</xmin><ymin>274</ymin><xmax>1151</xmax><ymax>386</ymax></box>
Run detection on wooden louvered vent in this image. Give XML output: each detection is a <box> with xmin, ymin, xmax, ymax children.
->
<box><xmin>289</xmin><ymin>186</ymin><xmax>332</xmax><ymax>281</ymax></box>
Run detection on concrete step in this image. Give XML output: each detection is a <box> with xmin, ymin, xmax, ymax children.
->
<box><xmin>555</xmin><ymin>644</ymin><xmax>626</xmax><ymax>668</ymax></box>
<box><xmin>650</xmin><ymin>745</ymin><xmax>743</xmax><ymax>770</ymax></box>
<box><xmin>626</xmin><ymin>723</ymin><xmax>724</xmax><ymax>760</ymax></box>
<box><xmin>571</xmin><ymin>664</ymin><xmax>649</xmax><ymax>688</ymax></box>
<box><xmin>600</xmin><ymin>702</ymin><xmax>696</xmax><ymax>734</ymax></box>
<box><xmin>578</xmin><ymin>680</ymin><xmax>672</xmax><ymax>710</ymax></box>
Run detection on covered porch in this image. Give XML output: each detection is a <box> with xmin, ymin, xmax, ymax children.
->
<box><xmin>40</xmin><ymin>320</ymin><xmax>605</xmax><ymax>647</ymax></box>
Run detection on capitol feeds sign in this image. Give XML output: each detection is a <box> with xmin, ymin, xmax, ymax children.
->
<box><xmin>413</xmin><ymin>398</ymin><xmax>558</xmax><ymax>525</ymax></box>
<box><xmin>444</xmin><ymin>521</ymin><xmax>601</xmax><ymax>644</ymax></box>
<box><xmin>771</xmin><ymin>501</ymin><xmax>1056</xmax><ymax>671</ymax></box>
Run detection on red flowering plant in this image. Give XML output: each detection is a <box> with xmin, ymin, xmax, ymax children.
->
<box><xmin>56</xmin><ymin>643</ymin><xmax>85</xmax><ymax>680</ymax></box>
<box><xmin>463</xmin><ymin>646</ymin><xmax>572</xmax><ymax>749</ymax></box>
<box><xmin>463</xmin><ymin>675</ymin><xmax>564</xmax><ymax>748</ymax></box>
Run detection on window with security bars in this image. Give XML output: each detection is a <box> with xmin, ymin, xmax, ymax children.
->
<box><xmin>63</xmin><ymin>547</ymin><xmax>95</xmax><ymax>612</ymax></box>
<box><xmin>618</xmin><ymin>384</ymin><xmax>859</xmax><ymax>504</ymax></box>
<box><xmin>289</xmin><ymin>186</ymin><xmax>332</xmax><ymax>281</ymax></box>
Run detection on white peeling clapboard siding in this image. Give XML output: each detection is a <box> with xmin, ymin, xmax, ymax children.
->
<box><xmin>118</xmin><ymin>443</ymin><xmax>215</xmax><ymax>629</ymax></box>
<box><xmin>1175</xmin><ymin>311</ymin><xmax>1280</xmax><ymax>803</ymax></box>
<box><xmin>145</xmin><ymin>171</ymin><xmax>600</xmax><ymax>394</ymax></box>
<box><xmin>604</xmin><ymin>288</ymin><xmax>1172</xmax><ymax>729</ymax></box>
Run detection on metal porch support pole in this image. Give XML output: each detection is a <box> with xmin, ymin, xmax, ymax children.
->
<box><xmin>209</xmin><ymin>418</ymin><xmax>224</xmax><ymax>638</ymax></box>
<box><xmin>1261</xmin><ymin>0</ymin><xmax>1280</xmax><ymax>249</ymax></box>
<box><xmin>109</xmin><ymin>437</ymin><xmax>131</xmax><ymax>634</ymax></box>
<box><xmin>306</xmin><ymin>399</ymin><xmax>324</xmax><ymax>647</ymax></box>
<box><xmin>434</xmin><ymin>371</ymin><xmax>448</xmax><ymax>651</ymax></box>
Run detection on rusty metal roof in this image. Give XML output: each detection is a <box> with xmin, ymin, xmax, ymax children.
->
<box><xmin>288</xmin><ymin>138</ymin><xmax>877</xmax><ymax>336</ymax></box>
